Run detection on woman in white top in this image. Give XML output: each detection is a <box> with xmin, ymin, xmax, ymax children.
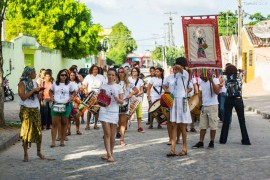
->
<box><xmin>147</xmin><ymin>67</ymin><xmax>164</xmax><ymax>129</ymax></box>
<box><xmin>67</xmin><ymin>70</ymin><xmax>83</xmax><ymax>135</ymax></box>
<box><xmin>18</xmin><ymin>66</ymin><xmax>45</xmax><ymax>162</ymax></box>
<box><xmin>99</xmin><ymin>68</ymin><xmax>124</xmax><ymax>162</ymax></box>
<box><xmin>164</xmin><ymin>57</ymin><xmax>192</xmax><ymax>157</ymax></box>
<box><xmin>82</xmin><ymin>65</ymin><xmax>106</xmax><ymax>130</ymax></box>
<box><xmin>117</xmin><ymin>67</ymin><xmax>138</xmax><ymax>146</ymax></box>
<box><xmin>50</xmin><ymin>69</ymin><xmax>75</xmax><ymax>147</ymax></box>
<box><xmin>128</xmin><ymin>67</ymin><xmax>145</xmax><ymax>133</ymax></box>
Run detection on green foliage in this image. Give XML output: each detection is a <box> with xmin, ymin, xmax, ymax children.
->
<box><xmin>151</xmin><ymin>46</ymin><xmax>163</xmax><ymax>61</ymax></box>
<box><xmin>106</xmin><ymin>22</ymin><xmax>137</xmax><ymax>65</ymax></box>
<box><xmin>218</xmin><ymin>11</ymin><xmax>238</xmax><ymax>36</ymax></box>
<box><xmin>166</xmin><ymin>46</ymin><xmax>185</xmax><ymax>66</ymax></box>
<box><xmin>6</xmin><ymin>0</ymin><xmax>100</xmax><ymax>59</ymax></box>
<box><xmin>248</xmin><ymin>13</ymin><xmax>267</xmax><ymax>25</ymax></box>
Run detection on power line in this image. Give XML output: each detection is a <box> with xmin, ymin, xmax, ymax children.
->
<box><xmin>164</xmin><ymin>12</ymin><xmax>177</xmax><ymax>47</ymax></box>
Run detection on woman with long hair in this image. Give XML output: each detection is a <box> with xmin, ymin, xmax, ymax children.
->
<box><xmin>128</xmin><ymin>67</ymin><xmax>145</xmax><ymax>133</ymax></box>
<box><xmin>99</xmin><ymin>68</ymin><xmax>124</xmax><ymax>162</ymax></box>
<box><xmin>116</xmin><ymin>67</ymin><xmax>138</xmax><ymax>145</ymax></box>
<box><xmin>147</xmin><ymin>67</ymin><xmax>164</xmax><ymax>129</ymax></box>
<box><xmin>49</xmin><ymin>69</ymin><xmax>75</xmax><ymax>147</ymax></box>
<box><xmin>83</xmin><ymin>65</ymin><xmax>106</xmax><ymax>130</ymax></box>
<box><xmin>67</xmin><ymin>70</ymin><xmax>83</xmax><ymax>135</ymax></box>
<box><xmin>18</xmin><ymin>66</ymin><xmax>45</xmax><ymax>162</ymax></box>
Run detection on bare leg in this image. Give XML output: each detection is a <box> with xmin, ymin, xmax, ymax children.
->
<box><xmin>60</xmin><ymin>117</ymin><xmax>68</xmax><ymax>146</ymax></box>
<box><xmin>76</xmin><ymin>119</ymin><xmax>81</xmax><ymax>134</ymax></box>
<box><xmin>85</xmin><ymin>111</ymin><xmax>91</xmax><ymax>129</ymax></box>
<box><xmin>119</xmin><ymin>115</ymin><xmax>127</xmax><ymax>145</ymax></box>
<box><xmin>23</xmin><ymin>142</ymin><xmax>28</xmax><ymax>162</ymax></box>
<box><xmin>94</xmin><ymin>113</ymin><xmax>99</xmax><ymax>129</ymax></box>
<box><xmin>200</xmin><ymin>129</ymin><xmax>207</xmax><ymax>142</ymax></box>
<box><xmin>170</xmin><ymin>122</ymin><xmax>177</xmax><ymax>154</ymax></box>
<box><xmin>166</xmin><ymin>112</ymin><xmax>172</xmax><ymax>143</ymax></box>
<box><xmin>210</xmin><ymin>130</ymin><xmax>216</xmax><ymax>141</ymax></box>
<box><xmin>109</xmin><ymin>123</ymin><xmax>117</xmax><ymax>162</ymax></box>
<box><xmin>102</xmin><ymin>122</ymin><xmax>112</xmax><ymax>160</ymax></box>
<box><xmin>37</xmin><ymin>143</ymin><xmax>46</xmax><ymax>160</ymax></box>
<box><xmin>176</xmin><ymin>124</ymin><xmax>181</xmax><ymax>144</ymax></box>
<box><xmin>137</xmin><ymin>118</ymin><xmax>142</xmax><ymax>129</ymax></box>
<box><xmin>51</xmin><ymin>116</ymin><xmax>60</xmax><ymax>146</ymax></box>
<box><xmin>149</xmin><ymin>114</ymin><xmax>154</xmax><ymax>128</ymax></box>
<box><xmin>179</xmin><ymin>123</ymin><xmax>187</xmax><ymax>153</ymax></box>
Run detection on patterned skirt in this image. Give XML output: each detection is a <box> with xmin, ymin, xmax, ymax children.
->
<box><xmin>19</xmin><ymin>106</ymin><xmax>42</xmax><ymax>146</ymax></box>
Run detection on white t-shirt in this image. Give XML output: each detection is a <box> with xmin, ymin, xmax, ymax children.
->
<box><xmin>128</xmin><ymin>77</ymin><xmax>144</xmax><ymax>102</ymax></box>
<box><xmin>119</xmin><ymin>81</ymin><xmax>135</xmax><ymax>99</ymax></box>
<box><xmin>164</xmin><ymin>74</ymin><xmax>176</xmax><ymax>93</ymax></box>
<box><xmin>149</xmin><ymin>77</ymin><xmax>164</xmax><ymax>99</ymax></box>
<box><xmin>198</xmin><ymin>77</ymin><xmax>220</xmax><ymax>106</ymax></box>
<box><xmin>51</xmin><ymin>82</ymin><xmax>74</xmax><ymax>104</ymax></box>
<box><xmin>83</xmin><ymin>74</ymin><xmax>105</xmax><ymax>93</ymax></box>
<box><xmin>99</xmin><ymin>83</ymin><xmax>124</xmax><ymax>112</ymax></box>
<box><xmin>70</xmin><ymin>81</ymin><xmax>81</xmax><ymax>93</ymax></box>
<box><xmin>19</xmin><ymin>80</ymin><xmax>40</xmax><ymax>108</ymax></box>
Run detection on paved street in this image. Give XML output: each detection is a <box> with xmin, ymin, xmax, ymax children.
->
<box><xmin>1</xmin><ymin>96</ymin><xmax>270</xmax><ymax>180</ymax></box>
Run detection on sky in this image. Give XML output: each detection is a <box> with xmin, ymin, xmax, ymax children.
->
<box><xmin>81</xmin><ymin>0</ymin><xmax>269</xmax><ymax>53</ymax></box>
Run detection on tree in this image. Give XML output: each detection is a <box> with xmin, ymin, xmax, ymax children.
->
<box><xmin>6</xmin><ymin>0</ymin><xmax>100</xmax><ymax>59</ymax></box>
<box><xmin>151</xmin><ymin>46</ymin><xmax>163</xmax><ymax>61</ymax></box>
<box><xmin>166</xmin><ymin>46</ymin><xmax>185</xmax><ymax>66</ymax></box>
<box><xmin>248</xmin><ymin>13</ymin><xmax>267</xmax><ymax>25</ymax></box>
<box><xmin>218</xmin><ymin>11</ymin><xmax>238</xmax><ymax>36</ymax></box>
<box><xmin>106</xmin><ymin>22</ymin><xmax>137</xmax><ymax>65</ymax></box>
<box><xmin>0</xmin><ymin>0</ymin><xmax>8</xmax><ymax>127</ymax></box>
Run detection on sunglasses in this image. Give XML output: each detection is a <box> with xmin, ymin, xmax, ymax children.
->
<box><xmin>132</xmin><ymin>70</ymin><xmax>137</xmax><ymax>72</ymax></box>
<box><xmin>60</xmin><ymin>74</ymin><xmax>67</xmax><ymax>77</ymax></box>
<box><xmin>118</xmin><ymin>71</ymin><xmax>124</xmax><ymax>74</ymax></box>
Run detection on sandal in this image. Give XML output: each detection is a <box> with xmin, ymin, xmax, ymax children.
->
<box><xmin>60</xmin><ymin>143</ymin><xmax>65</xmax><ymax>147</ymax></box>
<box><xmin>76</xmin><ymin>131</ymin><xmax>82</xmax><ymax>135</ymax></box>
<box><xmin>101</xmin><ymin>154</ymin><xmax>108</xmax><ymax>161</ymax></box>
<box><xmin>120</xmin><ymin>140</ymin><xmax>127</xmax><ymax>146</ymax></box>
<box><xmin>66</xmin><ymin>132</ymin><xmax>71</xmax><ymax>136</ymax></box>
<box><xmin>166</xmin><ymin>152</ymin><xmax>176</xmax><ymax>157</ymax></box>
<box><xmin>94</xmin><ymin>126</ymin><xmax>100</xmax><ymax>130</ymax></box>
<box><xmin>50</xmin><ymin>144</ymin><xmax>56</xmax><ymax>148</ymax></box>
<box><xmin>85</xmin><ymin>126</ymin><xmax>90</xmax><ymax>130</ymax></box>
<box><xmin>157</xmin><ymin>125</ymin><xmax>163</xmax><ymax>129</ymax></box>
<box><xmin>177</xmin><ymin>151</ymin><xmax>188</xmax><ymax>156</ymax></box>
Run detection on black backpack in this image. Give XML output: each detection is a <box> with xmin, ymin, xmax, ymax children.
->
<box><xmin>226</xmin><ymin>74</ymin><xmax>241</xmax><ymax>98</ymax></box>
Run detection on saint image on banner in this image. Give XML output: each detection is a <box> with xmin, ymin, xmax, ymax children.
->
<box><xmin>188</xmin><ymin>25</ymin><xmax>216</xmax><ymax>64</ymax></box>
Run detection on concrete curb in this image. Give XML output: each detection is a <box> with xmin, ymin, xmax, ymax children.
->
<box><xmin>245</xmin><ymin>106</ymin><xmax>270</xmax><ymax>119</ymax></box>
<box><xmin>0</xmin><ymin>132</ymin><xmax>20</xmax><ymax>152</ymax></box>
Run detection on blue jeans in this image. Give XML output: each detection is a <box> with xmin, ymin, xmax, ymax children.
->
<box><xmin>219</xmin><ymin>97</ymin><xmax>251</xmax><ymax>144</ymax></box>
<box><xmin>219</xmin><ymin>92</ymin><xmax>232</xmax><ymax>124</ymax></box>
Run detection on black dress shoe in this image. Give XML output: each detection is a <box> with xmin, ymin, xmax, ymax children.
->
<box><xmin>192</xmin><ymin>141</ymin><xmax>204</xmax><ymax>149</ymax></box>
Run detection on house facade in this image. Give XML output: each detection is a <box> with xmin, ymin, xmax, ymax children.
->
<box><xmin>2</xmin><ymin>34</ymin><xmax>90</xmax><ymax>91</ymax></box>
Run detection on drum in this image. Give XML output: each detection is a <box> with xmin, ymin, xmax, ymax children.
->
<box><xmin>127</xmin><ymin>99</ymin><xmax>140</xmax><ymax>117</ymax></box>
<box><xmin>89</xmin><ymin>105</ymin><xmax>100</xmax><ymax>114</ymax></box>
<box><xmin>97</xmin><ymin>89</ymin><xmax>111</xmax><ymax>107</ymax></box>
<box><xmin>119</xmin><ymin>99</ymin><xmax>129</xmax><ymax>114</ymax></box>
<box><xmin>160</xmin><ymin>92</ymin><xmax>174</xmax><ymax>108</ymax></box>
<box><xmin>83</xmin><ymin>91</ymin><xmax>97</xmax><ymax>107</ymax></box>
<box><xmin>188</xmin><ymin>94</ymin><xmax>201</xmax><ymax>117</ymax></box>
<box><xmin>148</xmin><ymin>100</ymin><xmax>167</xmax><ymax>124</ymax></box>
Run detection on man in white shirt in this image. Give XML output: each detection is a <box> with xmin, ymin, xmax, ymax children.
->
<box><xmin>192</xmin><ymin>74</ymin><xmax>221</xmax><ymax>149</ymax></box>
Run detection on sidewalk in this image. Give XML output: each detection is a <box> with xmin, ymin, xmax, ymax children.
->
<box><xmin>1</xmin><ymin>93</ymin><xmax>270</xmax><ymax>152</ymax></box>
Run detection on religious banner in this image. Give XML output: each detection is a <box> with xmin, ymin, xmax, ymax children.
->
<box><xmin>182</xmin><ymin>15</ymin><xmax>222</xmax><ymax>77</ymax></box>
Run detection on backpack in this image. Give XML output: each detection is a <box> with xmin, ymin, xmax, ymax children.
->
<box><xmin>225</xmin><ymin>74</ymin><xmax>241</xmax><ymax>98</ymax></box>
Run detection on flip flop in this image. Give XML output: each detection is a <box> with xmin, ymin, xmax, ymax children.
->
<box><xmin>50</xmin><ymin>145</ymin><xmax>56</xmax><ymax>148</ymax></box>
<box><xmin>101</xmin><ymin>154</ymin><xmax>108</xmax><ymax>161</ymax></box>
<box><xmin>166</xmin><ymin>152</ymin><xmax>176</xmax><ymax>157</ymax></box>
<box><xmin>177</xmin><ymin>151</ymin><xmax>188</xmax><ymax>156</ymax></box>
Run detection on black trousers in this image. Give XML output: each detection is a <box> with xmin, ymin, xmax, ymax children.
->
<box><xmin>219</xmin><ymin>97</ymin><xmax>251</xmax><ymax>144</ymax></box>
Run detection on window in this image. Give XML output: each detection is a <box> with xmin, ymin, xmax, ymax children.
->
<box><xmin>249</xmin><ymin>50</ymin><xmax>253</xmax><ymax>66</ymax></box>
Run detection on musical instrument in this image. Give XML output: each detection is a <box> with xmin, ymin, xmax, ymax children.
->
<box><xmin>97</xmin><ymin>89</ymin><xmax>111</xmax><ymax>107</ymax></box>
<box><xmin>71</xmin><ymin>95</ymin><xmax>88</xmax><ymax>120</ymax></box>
<box><xmin>127</xmin><ymin>98</ymin><xmax>140</xmax><ymax>117</ymax></box>
<box><xmin>188</xmin><ymin>94</ymin><xmax>201</xmax><ymax>117</ymax></box>
<box><xmin>89</xmin><ymin>105</ymin><xmax>100</xmax><ymax>114</ymax></box>
<box><xmin>148</xmin><ymin>100</ymin><xmax>167</xmax><ymax>124</ymax></box>
<box><xmin>83</xmin><ymin>91</ymin><xmax>97</xmax><ymax>107</ymax></box>
<box><xmin>160</xmin><ymin>92</ymin><xmax>174</xmax><ymax>108</ymax></box>
<box><xmin>119</xmin><ymin>99</ymin><xmax>129</xmax><ymax>114</ymax></box>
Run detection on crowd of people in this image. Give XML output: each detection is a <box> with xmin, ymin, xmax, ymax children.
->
<box><xmin>18</xmin><ymin>57</ymin><xmax>251</xmax><ymax>163</ymax></box>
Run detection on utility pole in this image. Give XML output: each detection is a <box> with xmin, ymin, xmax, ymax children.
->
<box><xmin>164</xmin><ymin>12</ymin><xmax>177</xmax><ymax>47</ymax></box>
<box><xmin>237</xmin><ymin>0</ymin><xmax>242</xmax><ymax>69</ymax></box>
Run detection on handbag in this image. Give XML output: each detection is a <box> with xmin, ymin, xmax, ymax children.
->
<box><xmin>52</xmin><ymin>103</ymin><xmax>66</xmax><ymax>113</ymax></box>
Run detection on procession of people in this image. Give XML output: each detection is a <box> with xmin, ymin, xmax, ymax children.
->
<box><xmin>18</xmin><ymin>57</ymin><xmax>251</xmax><ymax>163</ymax></box>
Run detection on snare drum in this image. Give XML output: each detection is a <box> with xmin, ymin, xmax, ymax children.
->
<box><xmin>119</xmin><ymin>99</ymin><xmax>129</xmax><ymax>114</ymax></box>
<box><xmin>89</xmin><ymin>104</ymin><xmax>100</xmax><ymax>114</ymax></box>
<box><xmin>148</xmin><ymin>100</ymin><xmax>167</xmax><ymax>124</ymax></box>
<box><xmin>83</xmin><ymin>91</ymin><xmax>97</xmax><ymax>107</ymax></box>
<box><xmin>188</xmin><ymin>94</ymin><xmax>201</xmax><ymax>117</ymax></box>
<box><xmin>127</xmin><ymin>99</ymin><xmax>140</xmax><ymax>117</ymax></box>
